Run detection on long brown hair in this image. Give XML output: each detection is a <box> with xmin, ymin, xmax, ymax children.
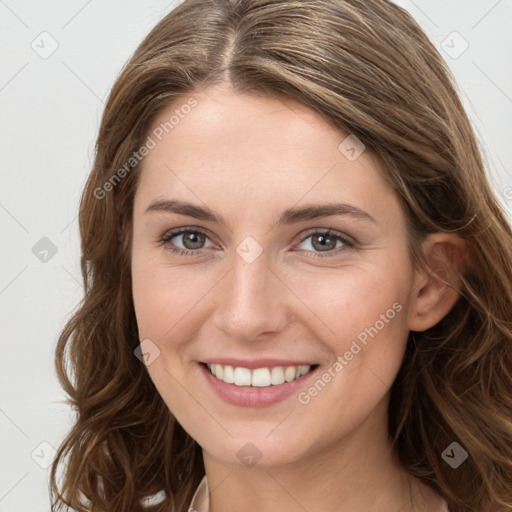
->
<box><xmin>50</xmin><ymin>0</ymin><xmax>512</xmax><ymax>510</ymax></box>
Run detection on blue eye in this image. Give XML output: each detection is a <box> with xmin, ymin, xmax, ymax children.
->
<box><xmin>158</xmin><ymin>228</ymin><xmax>354</xmax><ymax>258</ymax></box>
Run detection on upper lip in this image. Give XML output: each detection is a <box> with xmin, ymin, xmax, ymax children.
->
<box><xmin>201</xmin><ymin>358</ymin><xmax>318</xmax><ymax>369</ymax></box>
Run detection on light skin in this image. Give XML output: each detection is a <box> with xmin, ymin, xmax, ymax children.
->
<box><xmin>131</xmin><ymin>84</ymin><xmax>464</xmax><ymax>512</ymax></box>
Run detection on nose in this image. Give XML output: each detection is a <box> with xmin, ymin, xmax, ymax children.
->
<box><xmin>211</xmin><ymin>249</ymin><xmax>291</xmax><ymax>342</ymax></box>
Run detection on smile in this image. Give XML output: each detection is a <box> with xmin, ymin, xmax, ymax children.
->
<box><xmin>206</xmin><ymin>363</ymin><xmax>313</xmax><ymax>387</ymax></box>
<box><xmin>199</xmin><ymin>359</ymin><xmax>321</xmax><ymax>408</ymax></box>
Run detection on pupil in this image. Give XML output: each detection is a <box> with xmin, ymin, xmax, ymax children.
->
<box><xmin>185</xmin><ymin>232</ymin><xmax>203</xmax><ymax>248</ymax></box>
<box><xmin>314</xmin><ymin>233</ymin><xmax>335</xmax><ymax>251</ymax></box>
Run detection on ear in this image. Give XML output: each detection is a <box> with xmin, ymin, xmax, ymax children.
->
<box><xmin>408</xmin><ymin>233</ymin><xmax>468</xmax><ymax>332</ymax></box>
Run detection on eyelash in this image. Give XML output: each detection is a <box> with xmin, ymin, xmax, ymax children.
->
<box><xmin>157</xmin><ymin>227</ymin><xmax>356</xmax><ymax>259</ymax></box>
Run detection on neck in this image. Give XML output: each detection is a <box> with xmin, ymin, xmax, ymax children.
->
<box><xmin>201</xmin><ymin>399</ymin><xmax>445</xmax><ymax>512</ymax></box>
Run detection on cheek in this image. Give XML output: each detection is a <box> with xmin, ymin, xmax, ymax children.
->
<box><xmin>291</xmin><ymin>263</ymin><xmax>413</xmax><ymax>410</ymax></box>
<box><xmin>131</xmin><ymin>253</ymin><xmax>208</xmax><ymax>342</ymax></box>
<box><xmin>131</xmin><ymin>257</ymin><xmax>203</xmax><ymax>411</ymax></box>
<box><xmin>291</xmin><ymin>268</ymin><xmax>411</xmax><ymax>431</ymax></box>
<box><xmin>292</xmin><ymin>264</ymin><xmax>411</xmax><ymax>350</ymax></box>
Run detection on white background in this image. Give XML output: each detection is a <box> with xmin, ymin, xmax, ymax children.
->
<box><xmin>1</xmin><ymin>1</ymin><xmax>511</xmax><ymax>510</ymax></box>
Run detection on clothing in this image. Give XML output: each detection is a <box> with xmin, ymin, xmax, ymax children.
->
<box><xmin>188</xmin><ymin>475</ymin><xmax>209</xmax><ymax>512</ymax></box>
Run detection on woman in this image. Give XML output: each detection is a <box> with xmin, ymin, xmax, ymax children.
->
<box><xmin>50</xmin><ymin>0</ymin><xmax>512</xmax><ymax>511</ymax></box>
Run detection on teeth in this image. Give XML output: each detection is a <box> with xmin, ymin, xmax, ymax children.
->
<box><xmin>234</xmin><ymin>367</ymin><xmax>252</xmax><ymax>386</ymax></box>
<box><xmin>206</xmin><ymin>363</ymin><xmax>312</xmax><ymax>387</ymax></box>
<box><xmin>223</xmin><ymin>365</ymin><xmax>234</xmax><ymax>383</ymax></box>
<box><xmin>214</xmin><ymin>364</ymin><xmax>223</xmax><ymax>380</ymax></box>
<box><xmin>284</xmin><ymin>366</ymin><xmax>296</xmax><ymax>382</ymax></box>
<box><xmin>252</xmin><ymin>368</ymin><xmax>271</xmax><ymax>387</ymax></box>
<box><xmin>271</xmin><ymin>366</ymin><xmax>285</xmax><ymax>385</ymax></box>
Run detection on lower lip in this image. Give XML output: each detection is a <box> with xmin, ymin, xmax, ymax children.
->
<box><xmin>199</xmin><ymin>363</ymin><xmax>319</xmax><ymax>408</ymax></box>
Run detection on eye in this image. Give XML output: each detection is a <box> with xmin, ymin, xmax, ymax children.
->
<box><xmin>294</xmin><ymin>229</ymin><xmax>354</xmax><ymax>258</ymax></box>
<box><xmin>158</xmin><ymin>227</ymin><xmax>355</xmax><ymax>258</ymax></box>
<box><xmin>158</xmin><ymin>228</ymin><xmax>215</xmax><ymax>256</ymax></box>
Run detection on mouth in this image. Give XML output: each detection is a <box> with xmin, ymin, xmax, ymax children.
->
<box><xmin>198</xmin><ymin>359</ymin><xmax>322</xmax><ymax>408</ymax></box>
<box><xmin>200</xmin><ymin>362</ymin><xmax>320</xmax><ymax>387</ymax></box>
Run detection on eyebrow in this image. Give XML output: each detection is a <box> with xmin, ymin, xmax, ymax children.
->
<box><xmin>144</xmin><ymin>199</ymin><xmax>376</xmax><ymax>228</ymax></box>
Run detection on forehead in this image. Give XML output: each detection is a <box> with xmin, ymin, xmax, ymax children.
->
<box><xmin>134</xmin><ymin>86</ymin><xmax>397</xmax><ymax>225</ymax></box>
<box><xmin>147</xmin><ymin>87</ymin><xmax>343</xmax><ymax>162</ymax></box>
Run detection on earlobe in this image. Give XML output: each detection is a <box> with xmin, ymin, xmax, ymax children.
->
<box><xmin>408</xmin><ymin>233</ymin><xmax>468</xmax><ymax>332</ymax></box>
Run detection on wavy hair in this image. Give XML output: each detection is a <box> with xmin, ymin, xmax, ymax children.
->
<box><xmin>50</xmin><ymin>0</ymin><xmax>512</xmax><ymax>510</ymax></box>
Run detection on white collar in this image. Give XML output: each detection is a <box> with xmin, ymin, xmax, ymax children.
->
<box><xmin>188</xmin><ymin>475</ymin><xmax>209</xmax><ymax>512</ymax></box>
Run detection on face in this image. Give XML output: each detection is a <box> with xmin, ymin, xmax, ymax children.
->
<box><xmin>131</xmin><ymin>85</ymin><xmax>418</xmax><ymax>468</ymax></box>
